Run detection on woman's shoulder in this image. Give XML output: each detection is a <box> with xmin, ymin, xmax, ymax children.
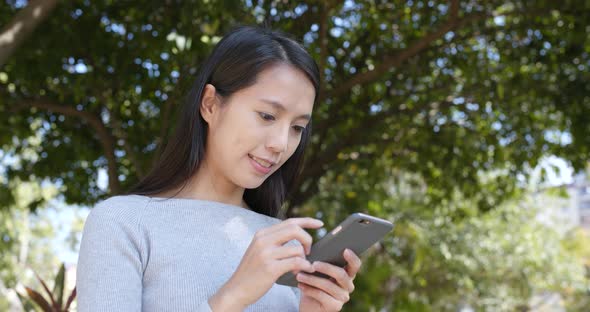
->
<box><xmin>88</xmin><ymin>194</ymin><xmax>150</xmax><ymax>223</ymax></box>
<box><xmin>80</xmin><ymin>195</ymin><xmax>150</xmax><ymax>261</ymax></box>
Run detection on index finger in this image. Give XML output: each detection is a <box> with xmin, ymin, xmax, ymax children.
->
<box><xmin>262</xmin><ymin>217</ymin><xmax>324</xmax><ymax>236</ymax></box>
<box><xmin>343</xmin><ymin>249</ymin><xmax>362</xmax><ymax>278</ymax></box>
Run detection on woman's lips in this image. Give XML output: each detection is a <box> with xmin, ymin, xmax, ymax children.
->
<box><xmin>248</xmin><ymin>154</ymin><xmax>272</xmax><ymax>175</ymax></box>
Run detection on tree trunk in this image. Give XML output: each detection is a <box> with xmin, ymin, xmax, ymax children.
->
<box><xmin>0</xmin><ymin>0</ymin><xmax>59</xmax><ymax>67</ymax></box>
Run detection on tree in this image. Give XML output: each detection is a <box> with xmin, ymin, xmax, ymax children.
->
<box><xmin>0</xmin><ymin>0</ymin><xmax>59</xmax><ymax>67</ymax></box>
<box><xmin>0</xmin><ymin>179</ymin><xmax>75</xmax><ymax>311</ymax></box>
<box><xmin>0</xmin><ymin>0</ymin><xmax>588</xmax><ymax>215</ymax></box>
<box><xmin>302</xmin><ymin>163</ymin><xmax>590</xmax><ymax>311</ymax></box>
<box><xmin>0</xmin><ymin>137</ymin><xmax>84</xmax><ymax>310</ymax></box>
<box><xmin>1</xmin><ymin>1</ymin><xmax>590</xmax><ymax>309</ymax></box>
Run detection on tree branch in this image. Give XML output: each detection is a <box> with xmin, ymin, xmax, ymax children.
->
<box><xmin>311</xmin><ymin>0</ymin><xmax>468</xmax><ymax>148</ymax></box>
<box><xmin>108</xmin><ymin>109</ymin><xmax>144</xmax><ymax>179</ymax></box>
<box><xmin>287</xmin><ymin>2</ymin><xmax>495</xmax><ymax>213</ymax></box>
<box><xmin>152</xmin><ymin>63</ymin><xmax>194</xmax><ymax>168</ymax></box>
<box><xmin>317</xmin><ymin>1</ymin><xmax>331</xmax><ymax>90</ymax></box>
<box><xmin>323</xmin><ymin>0</ymin><xmax>486</xmax><ymax>100</ymax></box>
<box><xmin>11</xmin><ymin>99</ymin><xmax>122</xmax><ymax>194</ymax></box>
<box><xmin>287</xmin><ymin>81</ymin><xmax>456</xmax><ymax>214</ymax></box>
<box><xmin>0</xmin><ymin>0</ymin><xmax>59</xmax><ymax>67</ymax></box>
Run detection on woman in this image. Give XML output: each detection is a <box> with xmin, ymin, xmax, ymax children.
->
<box><xmin>76</xmin><ymin>25</ymin><xmax>362</xmax><ymax>312</ymax></box>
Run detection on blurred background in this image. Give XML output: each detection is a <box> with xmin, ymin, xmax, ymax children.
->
<box><xmin>1</xmin><ymin>0</ymin><xmax>590</xmax><ymax>311</ymax></box>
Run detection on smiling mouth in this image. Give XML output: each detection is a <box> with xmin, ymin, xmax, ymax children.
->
<box><xmin>248</xmin><ymin>154</ymin><xmax>274</xmax><ymax>168</ymax></box>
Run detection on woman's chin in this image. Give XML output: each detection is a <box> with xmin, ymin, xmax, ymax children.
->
<box><xmin>239</xmin><ymin>178</ymin><xmax>266</xmax><ymax>190</ymax></box>
<box><xmin>242</xmin><ymin>179</ymin><xmax>266</xmax><ymax>190</ymax></box>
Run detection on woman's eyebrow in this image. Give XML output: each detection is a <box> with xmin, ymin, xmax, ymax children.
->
<box><xmin>260</xmin><ymin>98</ymin><xmax>311</xmax><ymax>121</ymax></box>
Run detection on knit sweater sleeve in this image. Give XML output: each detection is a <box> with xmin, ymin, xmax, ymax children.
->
<box><xmin>76</xmin><ymin>199</ymin><xmax>147</xmax><ymax>311</ymax></box>
<box><xmin>75</xmin><ymin>198</ymin><xmax>214</xmax><ymax>312</ymax></box>
<box><xmin>291</xmin><ymin>287</ymin><xmax>302</xmax><ymax>304</ymax></box>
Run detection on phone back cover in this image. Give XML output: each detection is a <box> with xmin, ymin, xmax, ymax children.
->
<box><xmin>276</xmin><ymin>213</ymin><xmax>393</xmax><ymax>287</ymax></box>
<box><xmin>308</xmin><ymin>213</ymin><xmax>393</xmax><ymax>266</ymax></box>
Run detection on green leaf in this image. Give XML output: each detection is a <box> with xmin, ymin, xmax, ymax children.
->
<box><xmin>52</xmin><ymin>263</ymin><xmax>65</xmax><ymax>308</ymax></box>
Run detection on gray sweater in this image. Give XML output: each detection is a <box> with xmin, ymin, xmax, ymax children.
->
<box><xmin>76</xmin><ymin>194</ymin><xmax>301</xmax><ymax>311</ymax></box>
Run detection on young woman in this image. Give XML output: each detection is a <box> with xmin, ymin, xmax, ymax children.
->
<box><xmin>76</xmin><ymin>25</ymin><xmax>362</xmax><ymax>312</ymax></box>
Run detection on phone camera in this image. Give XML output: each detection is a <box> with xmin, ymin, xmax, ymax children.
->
<box><xmin>358</xmin><ymin>219</ymin><xmax>371</xmax><ymax>225</ymax></box>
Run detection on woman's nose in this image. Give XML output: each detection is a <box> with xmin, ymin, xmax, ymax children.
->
<box><xmin>266</xmin><ymin>125</ymin><xmax>289</xmax><ymax>154</ymax></box>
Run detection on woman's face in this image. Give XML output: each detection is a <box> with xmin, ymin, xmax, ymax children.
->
<box><xmin>202</xmin><ymin>63</ymin><xmax>316</xmax><ymax>190</ymax></box>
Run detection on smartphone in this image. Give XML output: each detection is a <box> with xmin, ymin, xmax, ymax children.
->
<box><xmin>275</xmin><ymin>212</ymin><xmax>394</xmax><ymax>287</ymax></box>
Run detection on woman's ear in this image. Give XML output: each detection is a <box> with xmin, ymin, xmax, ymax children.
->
<box><xmin>200</xmin><ymin>84</ymin><xmax>220</xmax><ymax>125</ymax></box>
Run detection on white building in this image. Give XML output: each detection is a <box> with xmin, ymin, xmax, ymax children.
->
<box><xmin>571</xmin><ymin>173</ymin><xmax>590</xmax><ymax>228</ymax></box>
<box><xmin>532</xmin><ymin>172</ymin><xmax>590</xmax><ymax>231</ymax></box>
<box><xmin>563</xmin><ymin>172</ymin><xmax>590</xmax><ymax>229</ymax></box>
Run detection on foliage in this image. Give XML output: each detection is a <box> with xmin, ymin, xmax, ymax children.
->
<box><xmin>1</xmin><ymin>0</ymin><xmax>590</xmax><ymax>310</ymax></box>
<box><xmin>304</xmin><ymin>165</ymin><xmax>590</xmax><ymax>311</ymax></box>
<box><xmin>17</xmin><ymin>262</ymin><xmax>77</xmax><ymax>312</ymax></box>
<box><xmin>0</xmin><ymin>179</ymin><xmax>83</xmax><ymax>310</ymax></box>
<box><xmin>0</xmin><ymin>0</ymin><xmax>588</xmax><ymax>213</ymax></box>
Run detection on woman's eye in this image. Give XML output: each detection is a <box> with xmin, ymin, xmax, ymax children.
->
<box><xmin>258</xmin><ymin>112</ymin><xmax>275</xmax><ymax>121</ymax></box>
<box><xmin>292</xmin><ymin>126</ymin><xmax>305</xmax><ymax>133</ymax></box>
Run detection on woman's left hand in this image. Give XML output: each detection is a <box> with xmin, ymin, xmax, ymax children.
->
<box><xmin>297</xmin><ymin>248</ymin><xmax>362</xmax><ymax>312</ymax></box>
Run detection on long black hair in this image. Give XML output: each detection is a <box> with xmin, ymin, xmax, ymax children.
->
<box><xmin>128</xmin><ymin>25</ymin><xmax>320</xmax><ymax>218</ymax></box>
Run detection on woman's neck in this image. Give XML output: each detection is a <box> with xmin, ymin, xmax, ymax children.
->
<box><xmin>154</xmin><ymin>166</ymin><xmax>248</xmax><ymax>209</ymax></box>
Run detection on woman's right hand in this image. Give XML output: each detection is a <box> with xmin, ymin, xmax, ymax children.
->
<box><xmin>208</xmin><ymin>217</ymin><xmax>324</xmax><ymax>311</ymax></box>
